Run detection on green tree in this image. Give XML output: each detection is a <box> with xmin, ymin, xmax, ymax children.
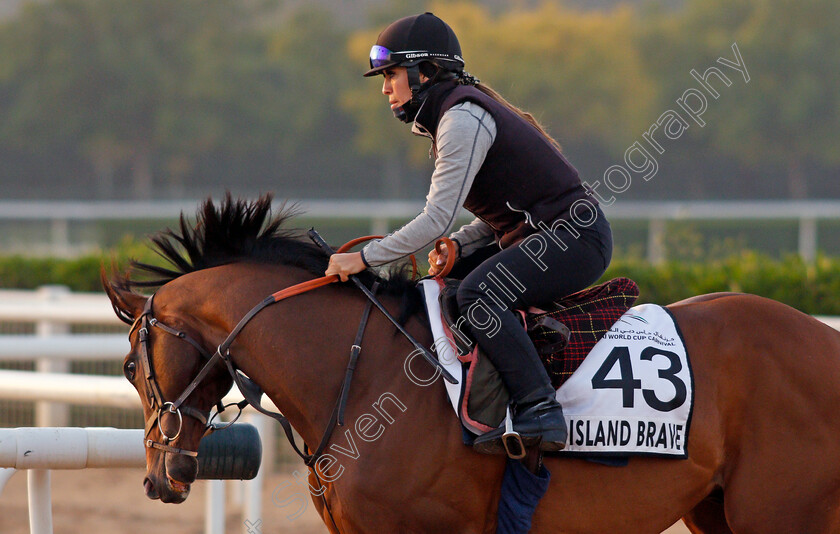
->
<box><xmin>0</xmin><ymin>0</ymin><xmax>283</xmax><ymax>199</ymax></box>
<box><xmin>639</xmin><ymin>0</ymin><xmax>840</xmax><ymax>198</ymax></box>
<box><xmin>343</xmin><ymin>2</ymin><xmax>658</xmax><ymax>191</ymax></box>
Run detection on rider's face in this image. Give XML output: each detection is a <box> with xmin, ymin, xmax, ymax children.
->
<box><xmin>381</xmin><ymin>67</ymin><xmax>427</xmax><ymax>111</ymax></box>
<box><xmin>382</xmin><ymin>67</ymin><xmax>412</xmax><ymax>111</ymax></box>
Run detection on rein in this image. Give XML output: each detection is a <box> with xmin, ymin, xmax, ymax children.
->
<box><xmin>131</xmin><ymin>232</ymin><xmax>457</xmax><ymax>532</ymax></box>
<box><xmin>130</xmin><ymin>234</ymin><xmax>430</xmax><ymax>460</ymax></box>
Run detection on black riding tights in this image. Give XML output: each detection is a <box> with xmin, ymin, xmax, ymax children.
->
<box><xmin>451</xmin><ymin>209</ymin><xmax>613</xmax><ymax>404</ymax></box>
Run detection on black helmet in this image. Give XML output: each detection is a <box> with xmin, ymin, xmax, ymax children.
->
<box><xmin>364</xmin><ymin>13</ymin><xmax>464</xmax><ymax>123</ymax></box>
<box><xmin>364</xmin><ymin>12</ymin><xmax>464</xmax><ymax>77</ymax></box>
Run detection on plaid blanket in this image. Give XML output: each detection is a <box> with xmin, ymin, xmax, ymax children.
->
<box><xmin>529</xmin><ymin>277</ymin><xmax>640</xmax><ymax>389</ymax></box>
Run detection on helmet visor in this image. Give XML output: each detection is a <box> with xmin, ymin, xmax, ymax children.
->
<box><xmin>369</xmin><ymin>45</ymin><xmax>396</xmax><ymax>69</ymax></box>
<box><xmin>365</xmin><ymin>45</ymin><xmax>464</xmax><ymax>76</ymax></box>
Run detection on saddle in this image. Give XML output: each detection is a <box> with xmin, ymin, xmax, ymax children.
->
<box><xmin>438</xmin><ymin>277</ymin><xmax>640</xmax><ymax>432</ymax></box>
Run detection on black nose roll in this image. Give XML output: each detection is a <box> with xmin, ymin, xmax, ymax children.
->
<box><xmin>196</xmin><ymin>423</ymin><xmax>263</xmax><ymax>480</ymax></box>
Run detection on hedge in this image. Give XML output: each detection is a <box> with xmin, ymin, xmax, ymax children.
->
<box><xmin>605</xmin><ymin>251</ymin><xmax>840</xmax><ymax>314</ymax></box>
<box><xmin>0</xmin><ymin>237</ymin><xmax>160</xmax><ymax>293</ymax></box>
<box><xmin>2</xmin><ymin>245</ymin><xmax>839</xmax><ymax>315</ymax></box>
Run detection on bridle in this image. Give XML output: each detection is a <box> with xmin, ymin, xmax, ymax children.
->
<box><xmin>130</xmin><ymin>295</ymin><xmax>223</xmax><ymax>457</ymax></box>
<box><xmin>127</xmin><ymin>274</ymin><xmax>341</xmax><ymax>459</ymax></box>
<box><xmin>122</xmin><ymin>232</ymin><xmax>457</xmax><ymax>533</ymax></box>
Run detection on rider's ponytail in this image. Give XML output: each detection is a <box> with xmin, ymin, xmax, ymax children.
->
<box><xmin>455</xmin><ymin>71</ymin><xmax>561</xmax><ymax>152</ymax></box>
<box><xmin>472</xmin><ymin>81</ymin><xmax>563</xmax><ymax>153</ymax></box>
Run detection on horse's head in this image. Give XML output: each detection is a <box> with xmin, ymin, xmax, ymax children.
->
<box><xmin>103</xmin><ymin>274</ymin><xmax>233</xmax><ymax>503</ymax></box>
<box><xmin>99</xmin><ymin>193</ymin><xmax>419</xmax><ymax>504</ymax></box>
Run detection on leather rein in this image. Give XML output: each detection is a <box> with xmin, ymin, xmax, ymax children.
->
<box><xmin>127</xmin><ymin>235</ymin><xmax>450</xmax><ymax>462</ymax></box>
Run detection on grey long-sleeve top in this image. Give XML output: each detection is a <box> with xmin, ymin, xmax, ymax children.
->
<box><xmin>360</xmin><ymin>101</ymin><xmax>498</xmax><ymax>267</ymax></box>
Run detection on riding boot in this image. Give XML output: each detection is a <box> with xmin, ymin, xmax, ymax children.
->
<box><xmin>473</xmin><ymin>393</ymin><xmax>567</xmax><ymax>455</ymax></box>
<box><xmin>467</xmin><ymin>329</ymin><xmax>568</xmax><ymax>455</ymax></box>
<box><xmin>456</xmin><ymin>274</ymin><xmax>568</xmax><ymax>455</ymax></box>
<box><xmin>514</xmin><ymin>394</ymin><xmax>567</xmax><ymax>452</ymax></box>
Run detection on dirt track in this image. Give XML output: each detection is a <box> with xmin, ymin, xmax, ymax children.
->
<box><xmin>0</xmin><ymin>467</ymin><xmax>328</xmax><ymax>534</ymax></box>
<box><xmin>0</xmin><ymin>466</ymin><xmax>691</xmax><ymax>533</ymax></box>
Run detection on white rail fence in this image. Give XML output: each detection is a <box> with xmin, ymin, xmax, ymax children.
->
<box><xmin>0</xmin><ymin>425</ymin><xmax>265</xmax><ymax>534</ymax></box>
<box><xmin>0</xmin><ymin>428</ymin><xmax>146</xmax><ymax>534</ymax></box>
<box><xmin>1</xmin><ymin>199</ymin><xmax>840</xmax><ymax>262</ymax></box>
<box><xmin>0</xmin><ymin>286</ymin><xmax>279</xmax><ymax>534</ymax></box>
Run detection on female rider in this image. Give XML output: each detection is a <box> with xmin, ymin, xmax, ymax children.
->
<box><xmin>325</xmin><ymin>12</ymin><xmax>613</xmax><ymax>453</ymax></box>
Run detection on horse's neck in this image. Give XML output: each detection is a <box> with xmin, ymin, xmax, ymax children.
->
<box><xmin>215</xmin><ymin>267</ymin><xmax>431</xmax><ymax>449</ymax></box>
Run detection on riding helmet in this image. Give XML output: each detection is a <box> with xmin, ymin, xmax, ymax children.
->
<box><xmin>364</xmin><ymin>12</ymin><xmax>465</xmax><ymax>77</ymax></box>
<box><xmin>364</xmin><ymin>13</ymin><xmax>465</xmax><ymax>122</ymax></box>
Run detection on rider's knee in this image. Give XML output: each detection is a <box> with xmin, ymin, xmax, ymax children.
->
<box><xmin>455</xmin><ymin>279</ymin><xmax>484</xmax><ymax>311</ymax></box>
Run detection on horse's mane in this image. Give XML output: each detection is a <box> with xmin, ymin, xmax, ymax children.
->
<box><xmin>120</xmin><ymin>193</ymin><xmax>423</xmax><ymax>322</ymax></box>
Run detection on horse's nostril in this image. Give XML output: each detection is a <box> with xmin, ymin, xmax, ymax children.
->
<box><xmin>143</xmin><ymin>477</ymin><xmax>158</xmax><ymax>499</ymax></box>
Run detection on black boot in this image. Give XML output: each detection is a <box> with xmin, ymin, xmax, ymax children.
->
<box><xmin>473</xmin><ymin>396</ymin><xmax>567</xmax><ymax>455</ymax></box>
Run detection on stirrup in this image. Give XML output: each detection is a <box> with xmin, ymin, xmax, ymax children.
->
<box><xmin>502</xmin><ymin>406</ymin><xmax>526</xmax><ymax>460</ymax></box>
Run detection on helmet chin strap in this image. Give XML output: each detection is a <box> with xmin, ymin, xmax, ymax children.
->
<box><xmin>407</xmin><ymin>65</ymin><xmax>424</xmax><ymax>103</ymax></box>
<box><xmin>392</xmin><ymin>65</ymin><xmax>424</xmax><ymax>123</ymax></box>
<box><xmin>392</xmin><ymin>103</ymin><xmax>412</xmax><ymax>123</ymax></box>
<box><xmin>393</xmin><ymin>64</ymin><xmax>455</xmax><ymax>123</ymax></box>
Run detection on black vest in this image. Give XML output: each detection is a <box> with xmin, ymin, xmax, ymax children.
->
<box><xmin>414</xmin><ymin>81</ymin><xmax>594</xmax><ymax>248</ymax></box>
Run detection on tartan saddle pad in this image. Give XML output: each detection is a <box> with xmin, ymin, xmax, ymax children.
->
<box><xmin>533</xmin><ymin>277</ymin><xmax>640</xmax><ymax>389</ymax></box>
<box><xmin>437</xmin><ymin>277</ymin><xmax>640</xmax><ymax>432</ymax></box>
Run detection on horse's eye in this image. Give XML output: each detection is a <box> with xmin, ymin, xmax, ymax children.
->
<box><xmin>124</xmin><ymin>360</ymin><xmax>137</xmax><ymax>381</ymax></box>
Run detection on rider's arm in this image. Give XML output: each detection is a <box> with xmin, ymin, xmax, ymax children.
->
<box><xmin>449</xmin><ymin>218</ymin><xmax>495</xmax><ymax>259</ymax></box>
<box><xmin>360</xmin><ymin>102</ymin><xmax>497</xmax><ymax>267</ymax></box>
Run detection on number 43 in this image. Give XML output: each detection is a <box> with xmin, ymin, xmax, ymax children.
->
<box><xmin>591</xmin><ymin>346</ymin><xmax>687</xmax><ymax>412</ymax></box>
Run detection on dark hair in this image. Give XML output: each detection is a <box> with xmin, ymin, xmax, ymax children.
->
<box><xmin>421</xmin><ymin>60</ymin><xmax>563</xmax><ymax>152</ymax></box>
<box><xmin>473</xmin><ymin>81</ymin><xmax>563</xmax><ymax>152</ymax></box>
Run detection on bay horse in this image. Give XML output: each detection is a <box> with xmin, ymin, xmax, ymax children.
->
<box><xmin>103</xmin><ymin>195</ymin><xmax>840</xmax><ymax>533</ymax></box>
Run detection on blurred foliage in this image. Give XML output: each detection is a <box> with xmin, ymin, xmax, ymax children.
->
<box><xmin>637</xmin><ymin>0</ymin><xmax>840</xmax><ymax>198</ymax></box>
<box><xmin>0</xmin><ymin>236</ymin><xmax>162</xmax><ymax>291</ymax></box>
<box><xmin>601</xmin><ymin>251</ymin><xmax>840</xmax><ymax>314</ymax></box>
<box><xmin>662</xmin><ymin>224</ymin><xmax>748</xmax><ymax>262</ymax></box>
<box><xmin>0</xmin><ymin>0</ymin><xmax>288</xmax><ymax>197</ymax></box>
<box><xmin>0</xmin><ymin>0</ymin><xmax>836</xmax><ymax>200</ymax></box>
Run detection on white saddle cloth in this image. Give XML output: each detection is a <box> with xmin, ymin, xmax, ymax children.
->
<box><xmin>420</xmin><ymin>279</ymin><xmax>694</xmax><ymax>458</ymax></box>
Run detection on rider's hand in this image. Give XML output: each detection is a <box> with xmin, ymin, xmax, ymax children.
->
<box><xmin>325</xmin><ymin>252</ymin><xmax>366</xmax><ymax>282</ymax></box>
<box><xmin>428</xmin><ymin>240</ymin><xmax>459</xmax><ymax>276</ymax></box>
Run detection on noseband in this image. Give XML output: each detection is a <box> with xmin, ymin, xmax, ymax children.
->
<box><xmin>127</xmin><ymin>272</ymin><xmax>348</xmax><ymax>459</ymax></box>
<box><xmin>130</xmin><ymin>295</ymin><xmax>224</xmax><ymax>457</ymax></box>
<box><xmin>122</xmin><ymin>233</ymin><xmax>439</xmax><ymax>465</ymax></box>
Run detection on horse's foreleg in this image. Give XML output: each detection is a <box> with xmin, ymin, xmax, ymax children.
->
<box><xmin>681</xmin><ymin>489</ymin><xmax>733</xmax><ymax>534</ymax></box>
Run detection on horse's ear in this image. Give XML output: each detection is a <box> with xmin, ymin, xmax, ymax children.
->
<box><xmin>100</xmin><ymin>268</ymin><xmax>147</xmax><ymax>326</ymax></box>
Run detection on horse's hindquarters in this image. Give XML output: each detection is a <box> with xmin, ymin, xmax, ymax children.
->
<box><xmin>671</xmin><ymin>295</ymin><xmax>840</xmax><ymax>533</ymax></box>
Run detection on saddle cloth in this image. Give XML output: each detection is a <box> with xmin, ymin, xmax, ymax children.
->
<box><xmin>420</xmin><ymin>280</ymin><xmax>694</xmax><ymax>458</ymax></box>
